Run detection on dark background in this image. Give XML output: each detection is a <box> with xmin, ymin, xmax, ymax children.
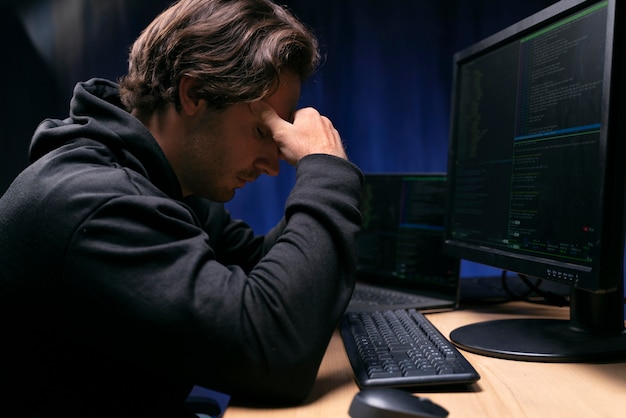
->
<box><xmin>1</xmin><ymin>0</ymin><xmax>558</xmax><ymax>278</ymax></box>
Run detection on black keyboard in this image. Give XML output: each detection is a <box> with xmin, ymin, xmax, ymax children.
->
<box><xmin>352</xmin><ymin>284</ymin><xmax>428</xmax><ymax>306</ymax></box>
<box><xmin>340</xmin><ymin>309</ymin><xmax>480</xmax><ymax>388</ymax></box>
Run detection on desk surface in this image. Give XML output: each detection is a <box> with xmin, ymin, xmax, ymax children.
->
<box><xmin>223</xmin><ymin>302</ymin><xmax>626</xmax><ymax>417</ymax></box>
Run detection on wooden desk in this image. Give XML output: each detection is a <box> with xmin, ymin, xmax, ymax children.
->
<box><xmin>223</xmin><ymin>302</ymin><xmax>626</xmax><ymax>417</ymax></box>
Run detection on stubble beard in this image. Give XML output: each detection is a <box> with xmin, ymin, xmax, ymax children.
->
<box><xmin>183</xmin><ymin>110</ymin><xmax>235</xmax><ymax>202</ymax></box>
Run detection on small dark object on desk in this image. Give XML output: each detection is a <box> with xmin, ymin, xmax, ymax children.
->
<box><xmin>349</xmin><ymin>387</ymin><xmax>448</xmax><ymax>418</ymax></box>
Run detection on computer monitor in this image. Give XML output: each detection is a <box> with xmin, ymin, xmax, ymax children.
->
<box><xmin>357</xmin><ymin>173</ymin><xmax>459</xmax><ymax>292</ymax></box>
<box><xmin>443</xmin><ymin>0</ymin><xmax>626</xmax><ymax>361</ymax></box>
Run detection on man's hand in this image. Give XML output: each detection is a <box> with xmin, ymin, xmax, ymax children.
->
<box><xmin>251</xmin><ymin>101</ymin><xmax>347</xmax><ymax>166</ymax></box>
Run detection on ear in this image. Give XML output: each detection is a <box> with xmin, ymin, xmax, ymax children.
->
<box><xmin>178</xmin><ymin>76</ymin><xmax>203</xmax><ymax>116</ymax></box>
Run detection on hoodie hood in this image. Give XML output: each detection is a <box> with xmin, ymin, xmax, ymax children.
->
<box><xmin>29</xmin><ymin>78</ymin><xmax>182</xmax><ymax>198</ymax></box>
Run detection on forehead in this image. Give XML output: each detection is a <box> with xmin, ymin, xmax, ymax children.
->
<box><xmin>264</xmin><ymin>70</ymin><xmax>301</xmax><ymax>122</ymax></box>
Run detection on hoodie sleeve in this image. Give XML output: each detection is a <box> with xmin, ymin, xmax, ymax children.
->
<box><xmin>62</xmin><ymin>154</ymin><xmax>362</xmax><ymax>403</ymax></box>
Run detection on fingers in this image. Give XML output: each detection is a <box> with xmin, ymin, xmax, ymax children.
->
<box><xmin>250</xmin><ymin>101</ymin><xmax>348</xmax><ymax>166</ymax></box>
<box><xmin>292</xmin><ymin>107</ymin><xmax>347</xmax><ymax>159</ymax></box>
<box><xmin>249</xmin><ymin>100</ymin><xmax>288</xmax><ymax>132</ymax></box>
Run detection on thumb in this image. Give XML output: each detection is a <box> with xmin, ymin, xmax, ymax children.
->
<box><xmin>250</xmin><ymin>100</ymin><xmax>287</xmax><ymax>131</ymax></box>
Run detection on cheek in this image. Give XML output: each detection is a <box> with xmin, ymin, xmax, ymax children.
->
<box><xmin>219</xmin><ymin>134</ymin><xmax>259</xmax><ymax>170</ymax></box>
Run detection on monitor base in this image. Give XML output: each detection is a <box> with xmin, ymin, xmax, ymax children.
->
<box><xmin>450</xmin><ymin>318</ymin><xmax>626</xmax><ymax>362</ymax></box>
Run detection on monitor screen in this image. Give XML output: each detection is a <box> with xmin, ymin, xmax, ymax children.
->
<box><xmin>444</xmin><ymin>0</ymin><xmax>626</xmax><ymax>361</ymax></box>
<box><xmin>357</xmin><ymin>173</ymin><xmax>459</xmax><ymax>296</ymax></box>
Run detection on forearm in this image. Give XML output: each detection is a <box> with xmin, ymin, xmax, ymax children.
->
<box><xmin>202</xmin><ymin>155</ymin><xmax>362</xmax><ymax>402</ymax></box>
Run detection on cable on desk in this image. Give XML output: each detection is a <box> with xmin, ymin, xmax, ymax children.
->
<box><xmin>501</xmin><ymin>270</ymin><xmax>570</xmax><ymax>307</ymax></box>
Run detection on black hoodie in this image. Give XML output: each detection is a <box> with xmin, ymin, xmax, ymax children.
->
<box><xmin>0</xmin><ymin>78</ymin><xmax>362</xmax><ymax>417</ymax></box>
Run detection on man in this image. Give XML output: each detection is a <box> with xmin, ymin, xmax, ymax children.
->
<box><xmin>0</xmin><ymin>0</ymin><xmax>362</xmax><ymax>416</ymax></box>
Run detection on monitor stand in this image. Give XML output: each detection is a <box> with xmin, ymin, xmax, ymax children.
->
<box><xmin>450</xmin><ymin>287</ymin><xmax>626</xmax><ymax>362</ymax></box>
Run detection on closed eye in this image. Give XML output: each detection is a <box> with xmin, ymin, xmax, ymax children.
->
<box><xmin>256</xmin><ymin>126</ymin><xmax>268</xmax><ymax>139</ymax></box>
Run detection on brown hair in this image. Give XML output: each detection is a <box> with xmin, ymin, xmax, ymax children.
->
<box><xmin>118</xmin><ymin>0</ymin><xmax>320</xmax><ymax>113</ymax></box>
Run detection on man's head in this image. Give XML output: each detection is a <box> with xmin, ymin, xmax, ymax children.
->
<box><xmin>118</xmin><ymin>0</ymin><xmax>321</xmax><ymax>201</ymax></box>
<box><xmin>118</xmin><ymin>0</ymin><xmax>320</xmax><ymax>116</ymax></box>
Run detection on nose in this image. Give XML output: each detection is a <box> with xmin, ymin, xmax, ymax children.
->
<box><xmin>255</xmin><ymin>143</ymin><xmax>281</xmax><ymax>176</ymax></box>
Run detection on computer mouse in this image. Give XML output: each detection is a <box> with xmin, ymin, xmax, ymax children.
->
<box><xmin>348</xmin><ymin>387</ymin><xmax>449</xmax><ymax>418</ymax></box>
